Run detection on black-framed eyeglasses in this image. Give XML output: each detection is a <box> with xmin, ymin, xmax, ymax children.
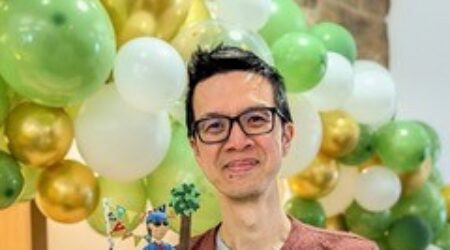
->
<box><xmin>192</xmin><ymin>107</ymin><xmax>286</xmax><ymax>144</ymax></box>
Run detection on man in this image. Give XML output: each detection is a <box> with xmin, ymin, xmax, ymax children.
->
<box><xmin>185</xmin><ymin>45</ymin><xmax>378</xmax><ymax>250</ymax></box>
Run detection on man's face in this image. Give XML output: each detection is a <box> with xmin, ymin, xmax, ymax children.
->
<box><xmin>190</xmin><ymin>71</ymin><xmax>293</xmax><ymax>200</ymax></box>
<box><xmin>149</xmin><ymin>223</ymin><xmax>169</xmax><ymax>241</ymax></box>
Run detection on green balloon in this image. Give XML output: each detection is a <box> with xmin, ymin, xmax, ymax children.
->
<box><xmin>17</xmin><ymin>166</ymin><xmax>42</xmax><ymax>202</ymax></box>
<box><xmin>144</xmin><ymin>122</ymin><xmax>220</xmax><ymax>236</ymax></box>
<box><xmin>387</xmin><ymin>215</ymin><xmax>432</xmax><ymax>250</ymax></box>
<box><xmin>429</xmin><ymin>164</ymin><xmax>445</xmax><ymax>189</ymax></box>
<box><xmin>285</xmin><ymin>196</ymin><xmax>325</xmax><ymax>228</ymax></box>
<box><xmin>0</xmin><ymin>77</ymin><xmax>10</xmax><ymax>126</ymax></box>
<box><xmin>0</xmin><ymin>150</ymin><xmax>24</xmax><ymax>209</ymax></box>
<box><xmin>87</xmin><ymin>177</ymin><xmax>146</xmax><ymax>237</ymax></box>
<box><xmin>345</xmin><ymin>202</ymin><xmax>392</xmax><ymax>239</ymax></box>
<box><xmin>339</xmin><ymin>125</ymin><xmax>374</xmax><ymax>166</ymax></box>
<box><xmin>374</xmin><ymin>120</ymin><xmax>432</xmax><ymax>173</ymax></box>
<box><xmin>259</xmin><ymin>0</ymin><xmax>308</xmax><ymax>45</ymax></box>
<box><xmin>391</xmin><ymin>182</ymin><xmax>446</xmax><ymax>237</ymax></box>
<box><xmin>272</xmin><ymin>32</ymin><xmax>327</xmax><ymax>93</ymax></box>
<box><xmin>415</xmin><ymin>121</ymin><xmax>441</xmax><ymax>164</ymax></box>
<box><xmin>310</xmin><ymin>22</ymin><xmax>357</xmax><ymax>63</ymax></box>
<box><xmin>0</xmin><ymin>0</ymin><xmax>116</xmax><ymax>107</ymax></box>
<box><xmin>375</xmin><ymin>237</ymin><xmax>392</xmax><ymax>250</ymax></box>
<box><xmin>434</xmin><ymin>224</ymin><xmax>450</xmax><ymax>250</ymax></box>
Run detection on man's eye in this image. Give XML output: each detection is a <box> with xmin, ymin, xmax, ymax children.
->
<box><xmin>202</xmin><ymin>120</ymin><xmax>226</xmax><ymax>133</ymax></box>
<box><xmin>246</xmin><ymin>115</ymin><xmax>269</xmax><ymax>126</ymax></box>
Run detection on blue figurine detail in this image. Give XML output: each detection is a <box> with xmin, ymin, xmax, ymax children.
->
<box><xmin>143</xmin><ymin>205</ymin><xmax>175</xmax><ymax>250</ymax></box>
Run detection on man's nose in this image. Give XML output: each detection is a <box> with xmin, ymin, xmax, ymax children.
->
<box><xmin>223</xmin><ymin>121</ymin><xmax>254</xmax><ymax>151</ymax></box>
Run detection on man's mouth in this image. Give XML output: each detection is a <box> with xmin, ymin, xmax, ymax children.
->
<box><xmin>224</xmin><ymin>158</ymin><xmax>260</xmax><ymax>175</ymax></box>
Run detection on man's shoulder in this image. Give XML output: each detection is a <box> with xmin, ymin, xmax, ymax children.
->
<box><xmin>284</xmin><ymin>219</ymin><xmax>379</xmax><ymax>250</ymax></box>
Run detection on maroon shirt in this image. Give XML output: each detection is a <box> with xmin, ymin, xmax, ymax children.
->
<box><xmin>188</xmin><ymin>218</ymin><xmax>378</xmax><ymax>250</ymax></box>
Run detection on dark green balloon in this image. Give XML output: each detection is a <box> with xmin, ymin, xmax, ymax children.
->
<box><xmin>387</xmin><ymin>215</ymin><xmax>432</xmax><ymax>250</ymax></box>
<box><xmin>310</xmin><ymin>22</ymin><xmax>357</xmax><ymax>63</ymax></box>
<box><xmin>339</xmin><ymin>125</ymin><xmax>374</xmax><ymax>166</ymax></box>
<box><xmin>415</xmin><ymin>121</ymin><xmax>441</xmax><ymax>164</ymax></box>
<box><xmin>285</xmin><ymin>196</ymin><xmax>325</xmax><ymax>228</ymax></box>
<box><xmin>144</xmin><ymin>122</ymin><xmax>220</xmax><ymax>235</ymax></box>
<box><xmin>345</xmin><ymin>202</ymin><xmax>392</xmax><ymax>239</ymax></box>
<box><xmin>374</xmin><ymin>120</ymin><xmax>432</xmax><ymax>173</ymax></box>
<box><xmin>272</xmin><ymin>32</ymin><xmax>327</xmax><ymax>93</ymax></box>
<box><xmin>259</xmin><ymin>0</ymin><xmax>307</xmax><ymax>45</ymax></box>
<box><xmin>434</xmin><ymin>224</ymin><xmax>450</xmax><ymax>250</ymax></box>
<box><xmin>0</xmin><ymin>0</ymin><xmax>116</xmax><ymax>107</ymax></box>
<box><xmin>0</xmin><ymin>77</ymin><xmax>10</xmax><ymax>126</ymax></box>
<box><xmin>391</xmin><ymin>182</ymin><xmax>446</xmax><ymax>237</ymax></box>
<box><xmin>0</xmin><ymin>150</ymin><xmax>24</xmax><ymax>209</ymax></box>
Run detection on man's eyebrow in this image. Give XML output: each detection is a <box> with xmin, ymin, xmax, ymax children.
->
<box><xmin>198</xmin><ymin>104</ymin><xmax>270</xmax><ymax>119</ymax></box>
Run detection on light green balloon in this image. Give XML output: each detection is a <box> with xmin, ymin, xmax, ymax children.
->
<box><xmin>87</xmin><ymin>177</ymin><xmax>147</xmax><ymax>237</ymax></box>
<box><xmin>17</xmin><ymin>166</ymin><xmax>42</xmax><ymax>202</ymax></box>
<box><xmin>144</xmin><ymin>121</ymin><xmax>221</xmax><ymax>236</ymax></box>
<box><xmin>0</xmin><ymin>77</ymin><xmax>10</xmax><ymax>126</ymax></box>
<box><xmin>310</xmin><ymin>22</ymin><xmax>357</xmax><ymax>63</ymax></box>
<box><xmin>272</xmin><ymin>32</ymin><xmax>327</xmax><ymax>93</ymax></box>
<box><xmin>259</xmin><ymin>0</ymin><xmax>307</xmax><ymax>45</ymax></box>
<box><xmin>0</xmin><ymin>0</ymin><xmax>116</xmax><ymax>107</ymax></box>
<box><xmin>374</xmin><ymin>120</ymin><xmax>432</xmax><ymax>173</ymax></box>
<box><xmin>434</xmin><ymin>223</ymin><xmax>450</xmax><ymax>250</ymax></box>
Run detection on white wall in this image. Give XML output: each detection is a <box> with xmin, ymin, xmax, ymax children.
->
<box><xmin>387</xmin><ymin>0</ymin><xmax>450</xmax><ymax>181</ymax></box>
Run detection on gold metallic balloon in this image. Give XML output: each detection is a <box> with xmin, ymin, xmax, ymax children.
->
<box><xmin>326</xmin><ymin>214</ymin><xmax>348</xmax><ymax>231</ymax></box>
<box><xmin>177</xmin><ymin>0</ymin><xmax>210</xmax><ymax>32</ymax></box>
<box><xmin>36</xmin><ymin>160</ymin><xmax>99</xmax><ymax>223</ymax></box>
<box><xmin>5</xmin><ymin>103</ymin><xmax>74</xmax><ymax>168</ymax></box>
<box><xmin>442</xmin><ymin>185</ymin><xmax>450</xmax><ymax>222</ymax></box>
<box><xmin>358</xmin><ymin>155</ymin><xmax>382</xmax><ymax>171</ymax></box>
<box><xmin>320</xmin><ymin>110</ymin><xmax>360</xmax><ymax>158</ymax></box>
<box><xmin>288</xmin><ymin>154</ymin><xmax>340</xmax><ymax>199</ymax></box>
<box><xmin>100</xmin><ymin>0</ymin><xmax>136</xmax><ymax>36</ymax></box>
<box><xmin>400</xmin><ymin>157</ymin><xmax>432</xmax><ymax>196</ymax></box>
<box><xmin>118</xmin><ymin>10</ymin><xmax>156</xmax><ymax>46</ymax></box>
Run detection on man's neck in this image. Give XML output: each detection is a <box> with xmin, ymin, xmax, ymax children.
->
<box><xmin>217</xmin><ymin>181</ymin><xmax>291</xmax><ymax>250</ymax></box>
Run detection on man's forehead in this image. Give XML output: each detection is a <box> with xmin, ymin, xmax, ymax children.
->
<box><xmin>193</xmin><ymin>71</ymin><xmax>274</xmax><ymax>117</ymax></box>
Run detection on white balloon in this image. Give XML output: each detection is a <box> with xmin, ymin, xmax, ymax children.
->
<box><xmin>281</xmin><ymin>94</ymin><xmax>322</xmax><ymax>176</ymax></box>
<box><xmin>355</xmin><ymin>166</ymin><xmax>401</xmax><ymax>212</ymax></box>
<box><xmin>216</xmin><ymin>0</ymin><xmax>272</xmax><ymax>31</ymax></box>
<box><xmin>304</xmin><ymin>52</ymin><xmax>354</xmax><ymax>111</ymax></box>
<box><xmin>319</xmin><ymin>167</ymin><xmax>359</xmax><ymax>217</ymax></box>
<box><xmin>426</xmin><ymin>244</ymin><xmax>443</xmax><ymax>250</ymax></box>
<box><xmin>114</xmin><ymin>37</ymin><xmax>187</xmax><ymax>113</ymax></box>
<box><xmin>343</xmin><ymin>60</ymin><xmax>397</xmax><ymax>125</ymax></box>
<box><xmin>75</xmin><ymin>84</ymin><xmax>171</xmax><ymax>181</ymax></box>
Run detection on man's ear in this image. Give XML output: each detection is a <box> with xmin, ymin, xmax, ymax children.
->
<box><xmin>281</xmin><ymin>122</ymin><xmax>294</xmax><ymax>157</ymax></box>
<box><xmin>189</xmin><ymin>136</ymin><xmax>200</xmax><ymax>157</ymax></box>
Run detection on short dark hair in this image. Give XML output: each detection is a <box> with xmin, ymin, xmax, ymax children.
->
<box><xmin>185</xmin><ymin>45</ymin><xmax>293</xmax><ymax>137</ymax></box>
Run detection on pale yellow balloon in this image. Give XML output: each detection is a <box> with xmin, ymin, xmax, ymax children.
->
<box><xmin>400</xmin><ymin>157</ymin><xmax>432</xmax><ymax>196</ymax></box>
<box><xmin>36</xmin><ymin>160</ymin><xmax>99</xmax><ymax>223</ymax></box>
<box><xmin>320</xmin><ymin>110</ymin><xmax>360</xmax><ymax>158</ymax></box>
<box><xmin>5</xmin><ymin>102</ymin><xmax>74</xmax><ymax>168</ymax></box>
<box><xmin>118</xmin><ymin>10</ymin><xmax>156</xmax><ymax>47</ymax></box>
<box><xmin>288</xmin><ymin>154</ymin><xmax>340</xmax><ymax>199</ymax></box>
